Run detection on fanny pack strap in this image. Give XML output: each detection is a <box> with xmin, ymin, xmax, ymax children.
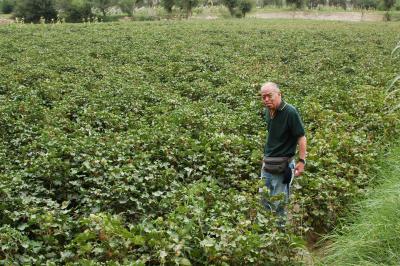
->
<box><xmin>263</xmin><ymin>156</ymin><xmax>295</xmax><ymax>162</ymax></box>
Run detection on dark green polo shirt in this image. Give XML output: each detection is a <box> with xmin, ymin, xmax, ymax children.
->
<box><xmin>263</xmin><ymin>100</ymin><xmax>305</xmax><ymax>157</ymax></box>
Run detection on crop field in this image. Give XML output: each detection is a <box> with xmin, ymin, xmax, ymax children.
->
<box><xmin>0</xmin><ymin>20</ymin><xmax>400</xmax><ymax>264</ymax></box>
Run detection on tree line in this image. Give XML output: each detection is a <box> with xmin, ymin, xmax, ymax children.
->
<box><xmin>0</xmin><ymin>0</ymin><xmax>254</xmax><ymax>23</ymax></box>
<box><xmin>0</xmin><ymin>0</ymin><xmax>398</xmax><ymax>23</ymax></box>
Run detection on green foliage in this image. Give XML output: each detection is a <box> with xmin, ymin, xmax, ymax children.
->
<box><xmin>1</xmin><ymin>0</ymin><xmax>16</xmax><ymax>14</ymax></box>
<box><xmin>323</xmin><ymin>145</ymin><xmax>400</xmax><ymax>265</ymax></box>
<box><xmin>222</xmin><ymin>0</ymin><xmax>237</xmax><ymax>15</ymax></box>
<box><xmin>305</xmin><ymin>0</ymin><xmax>321</xmax><ymax>9</ymax></box>
<box><xmin>286</xmin><ymin>0</ymin><xmax>304</xmax><ymax>8</ymax></box>
<box><xmin>175</xmin><ymin>0</ymin><xmax>199</xmax><ymax>17</ymax></box>
<box><xmin>57</xmin><ymin>0</ymin><xmax>94</xmax><ymax>22</ymax></box>
<box><xmin>238</xmin><ymin>0</ymin><xmax>253</xmax><ymax>17</ymax></box>
<box><xmin>63</xmin><ymin>181</ymin><xmax>304</xmax><ymax>264</ymax></box>
<box><xmin>0</xmin><ymin>20</ymin><xmax>399</xmax><ymax>264</ymax></box>
<box><xmin>351</xmin><ymin>0</ymin><xmax>378</xmax><ymax>9</ymax></box>
<box><xmin>14</xmin><ymin>0</ymin><xmax>57</xmax><ymax>23</ymax></box>
<box><xmin>262</xmin><ymin>0</ymin><xmax>284</xmax><ymax>7</ymax></box>
<box><xmin>118</xmin><ymin>0</ymin><xmax>143</xmax><ymax>16</ymax></box>
<box><xmin>221</xmin><ymin>0</ymin><xmax>252</xmax><ymax>17</ymax></box>
<box><xmin>327</xmin><ymin>0</ymin><xmax>346</xmax><ymax>8</ymax></box>
<box><xmin>383</xmin><ymin>0</ymin><xmax>395</xmax><ymax>9</ymax></box>
<box><xmin>91</xmin><ymin>0</ymin><xmax>118</xmax><ymax>17</ymax></box>
<box><xmin>130</xmin><ymin>8</ymin><xmax>161</xmax><ymax>20</ymax></box>
<box><xmin>161</xmin><ymin>0</ymin><xmax>175</xmax><ymax>13</ymax></box>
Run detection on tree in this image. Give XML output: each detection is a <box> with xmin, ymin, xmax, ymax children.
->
<box><xmin>222</xmin><ymin>0</ymin><xmax>237</xmax><ymax>16</ymax></box>
<box><xmin>161</xmin><ymin>0</ymin><xmax>174</xmax><ymax>13</ymax></box>
<box><xmin>383</xmin><ymin>0</ymin><xmax>395</xmax><ymax>9</ymax></box>
<box><xmin>56</xmin><ymin>0</ymin><xmax>93</xmax><ymax>22</ymax></box>
<box><xmin>350</xmin><ymin>0</ymin><xmax>379</xmax><ymax>9</ymax></box>
<box><xmin>176</xmin><ymin>0</ymin><xmax>198</xmax><ymax>18</ymax></box>
<box><xmin>222</xmin><ymin>0</ymin><xmax>253</xmax><ymax>17</ymax></box>
<box><xmin>287</xmin><ymin>0</ymin><xmax>304</xmax><ymax>8</ymax></box>
<box><xmin>1</xmin><ymin>0</ymin><xmax>16</xmax><ymax>13</ymax></box>
<box><xmin>239</xmin><ymin>0</ymin><xmax>253</xmax><ymax>17</ymax></box>
<box><xmin>329</xmin><ymin>0</ymin><xmax>346</xmax><ymax>8</ymax></box>
<box><xmin>14</xmin><ymin>0</ymin><xmax>57</xmax><ymax>23</ymax></box>
<box><xmin>118</xmin><ymin>0</ymin><xmax>143</xmax><ymax>16</ymax></box>
<box><xmin>91</xmin><ymin>0</ymin><xmax>118</xmax><ymax>17</ymax></box>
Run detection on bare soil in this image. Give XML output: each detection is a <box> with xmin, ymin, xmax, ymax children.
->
<box><xmin>252</xmin><ymin>11</ymin><xmax>384</xmax><ymax>22</ymax></box>
<box><xmin>0</xmin><ymin>18</ymin><xmax>13</xmax><ymax>25</ymax></box>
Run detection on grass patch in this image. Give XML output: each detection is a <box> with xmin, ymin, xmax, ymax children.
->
<box><xmin>322</xmin><ymin>144</ymin><xmax>400</xmax><ymax>265</ymax></box>
<box><xmin>0</xmin><ymin>13</ymin><xmax>12</xmax><ymax>19</ymax></box>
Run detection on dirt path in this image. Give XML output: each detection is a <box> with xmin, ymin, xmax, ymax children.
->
<box><xmin>251</xmin><ymin>11</ymin><xmax>384</xmax><ymax>22</ymax></box>
<box><xmin>0</xmin><ymin>18</ymin><xmax>13</xmax><ymax>25</ymax></box>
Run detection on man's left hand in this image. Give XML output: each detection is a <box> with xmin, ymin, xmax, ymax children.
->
<box><xmin>294</xmin><ymin>162</ymin><xmax>304</xmax><ymax>177</ymax></box>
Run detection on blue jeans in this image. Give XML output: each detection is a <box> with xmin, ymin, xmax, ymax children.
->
<box><xmin>260</xmin><ymin>160</ymin><xmax>295</xmax><ymax>220</ymax></box>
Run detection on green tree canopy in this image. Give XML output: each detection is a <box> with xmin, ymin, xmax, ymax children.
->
<box><xmin>14</xmin><ymin>0</ymin><xmax>57</xmax><ymax>22</ymax></box>
<box><xmin>161</xmin><ymin>0</ymin><xmax>174</xmax><ymax>13</ymax></box>
<box><xmin>56</xmin><ymin>0</ymin><xmax>93</xmax><ymax>22</ymax></box>
<box><xmin>1</xmin><ymin>0</ymin><xmax>16</xmax><ymax>13</ymax></box>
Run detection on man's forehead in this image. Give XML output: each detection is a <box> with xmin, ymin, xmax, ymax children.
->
<box><xmin>261</xmin><ymin>86</ymin><xmax>276</xmax><ymax>94</ymax></box>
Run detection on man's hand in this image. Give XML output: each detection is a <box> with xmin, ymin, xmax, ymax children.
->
<box><xmin>294</xmin><ymin>162</ymin><xmax>304</xmax><ymax>177</ymax></box>
<box><xmin>296</xmin><ymin>136</ymin><xmax>307</xmax><ymax>177</ymax></box>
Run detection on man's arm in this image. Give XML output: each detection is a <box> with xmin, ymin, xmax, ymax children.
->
<box><xmin>295</xmin><ymin>136</ymin><xmax>307</xmax><ymax>177</ymax></box>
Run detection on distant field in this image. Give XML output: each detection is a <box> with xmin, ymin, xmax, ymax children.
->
<box><xmin>192</xmin><ymin>6</ymin><xmax>400</xmax><ymax>21</ymax></box>
<box><xmin>0</xmin><ymin>20</ymin><xmax>399</xmax><ymax>264</ymax></box>
<box><xmin>0</xmin><ymin>13</ymin><xmax>12</xmax><ymax>24</ymax></box>
<box><xmin>251</xmin><ymin>11</ymin><xmax>385</xmax><ymax>21</ymax></box>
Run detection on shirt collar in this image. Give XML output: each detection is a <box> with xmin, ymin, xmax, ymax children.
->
<box><xmin>277</xmin><ymin>100</ymin><xmax>287</xmax><ymax>112</ymax></box>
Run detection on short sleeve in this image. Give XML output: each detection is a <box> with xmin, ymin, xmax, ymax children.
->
<box><xmin>288</xmin><ymin>108</ymin><xmax>305</xmax><ymax>138</ymax></box>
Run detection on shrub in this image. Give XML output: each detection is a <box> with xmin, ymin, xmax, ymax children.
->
<box><xmin>222</xmin><ymin>0</ymin><xmax>252</xmax><ymax>17</ymax></box>
<box><xmin>14</xmin><ymin>0</ymin><xmax>57</xmax><ymax>23</ymax></box>
<box><xmin>119</xmin><ymin>0</ymin><xmax>133</xmax><ymax>16</ymax></box>
<box><xmin>222</xmin><ymin>0</ymin><xmax>237</xmax><ymax>15</ymax></box>
<box><xmin>57</xmin><ymin>0</ymin><xmax>94</xmax><ymax>23</ymax></box>
<box><xmin>91</xmin><ymin>0</ymin><xmax>118</xmax><ymax>17</ymax></box>
<box><xmin>1</xmin><ymin>0</ymin><xmax>16</xmax><ymax>14</ymax></box>
<box><xmin>161</xmin><ymin>0</ymin><xmax>174</xmax><ymax>13</ymax></box>
<box><xmin>175</xmin><ymin>0</ymin><xmax>199</xmax><ymax>18</ymax></box>
<box><xmin>287</xmin><ymin>0</ymin><xmax>304</xmax><ymax>8</ymax></box>
<box><xmin>238</xmin><ymin>0</ymin><xmax>253</xmax><ymax>17</ymax></box>
<box><xmin>351</xmin><ymin>0</ymin><xmax>378</xmax><ymax>9</ymax></box>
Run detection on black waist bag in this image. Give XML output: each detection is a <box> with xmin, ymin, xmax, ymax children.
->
<box><xmin>263</xmin><ymin>157</ymin><xmax>291</xmax><ymax>175</ymax></box>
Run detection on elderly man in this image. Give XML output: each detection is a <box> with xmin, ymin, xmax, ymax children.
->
<box><xmin>260</xmin><ymin>82</ymin><xmax>307</xmax><ymax>224</ymax></box>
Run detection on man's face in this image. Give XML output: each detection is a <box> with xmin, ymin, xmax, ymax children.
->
<box><xmin>261</xmin><ymin>87</ymin><xmax>281</xmax><ymax>110</ymax></box>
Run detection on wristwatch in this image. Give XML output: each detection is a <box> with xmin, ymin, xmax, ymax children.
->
<box><xmin>298</xmin><ymin>159</ymin><xmax>306</xmax><ymax>165</ymax></box>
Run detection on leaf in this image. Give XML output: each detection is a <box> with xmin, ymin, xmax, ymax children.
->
<box><xmin>131</xmin><ymin>235</ymin><xmax>145</xmax><ymax>246</ymax></box>
<box><xmin>391</xmin><ymin>43</ymin><xmax>400</xmax><ymax>56</ymax></box>
<box><xmin>387</xmin><ymin>75</ymin><xmax>400</xmax><ymax>92</ymax></box>
<box><xmin>60</xmin><ymin>251</ymin><xmax>74</xmax><ymax>259</ymax></box>
<box><xmin>152</xmin><ymin>191</ymin><xmax>163</xmax><ymax>197</ymax></box>
<box><xmin>200</xmin><ymin>237</ymin><xmax>215</xmax><ymax>248</ymax></box>
<box><xmin>83</xmin><ymin>160</ymin><xmax>91</xmax><ymax>170</ymax></box>
<box><xmin>159</xmin><ymin>250</ymin><xmax>168</xmax><ymax>263</ymax></box>
<box><xmin>61</xmin><ymin>201</ymin><xmax>70</xmax><ymax>209</ymax></box>
<box><xmin>17</xmin><ymin>223</ymin><xmax>28</xmax><ymax>231</ymax></box>
<box><xmin>176</xmin><ymin>257</ymin><xmax>192</xmax><ymax>266</ymax></box>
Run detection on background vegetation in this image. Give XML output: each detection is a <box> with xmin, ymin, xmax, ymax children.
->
<box><xmin>1</xmin><ymin>19</ymin><xmax>400</xmax><ymax>264</ymax></box>
<box><xmin>2</xmin><ymin>0</ymin><xmax>400</xmax><ymax>22</ymax></box>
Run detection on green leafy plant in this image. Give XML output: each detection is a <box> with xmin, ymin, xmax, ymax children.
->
<box><xmin>0</xmin><ymin>20</ymin><xmax>399</xmax><ymax>264</ymax></box>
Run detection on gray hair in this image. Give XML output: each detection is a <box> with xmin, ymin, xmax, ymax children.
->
<box><xmin>260</xmin><ymin>82</ymin><xmax>280</xmax><ymax>93</ymax></box>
